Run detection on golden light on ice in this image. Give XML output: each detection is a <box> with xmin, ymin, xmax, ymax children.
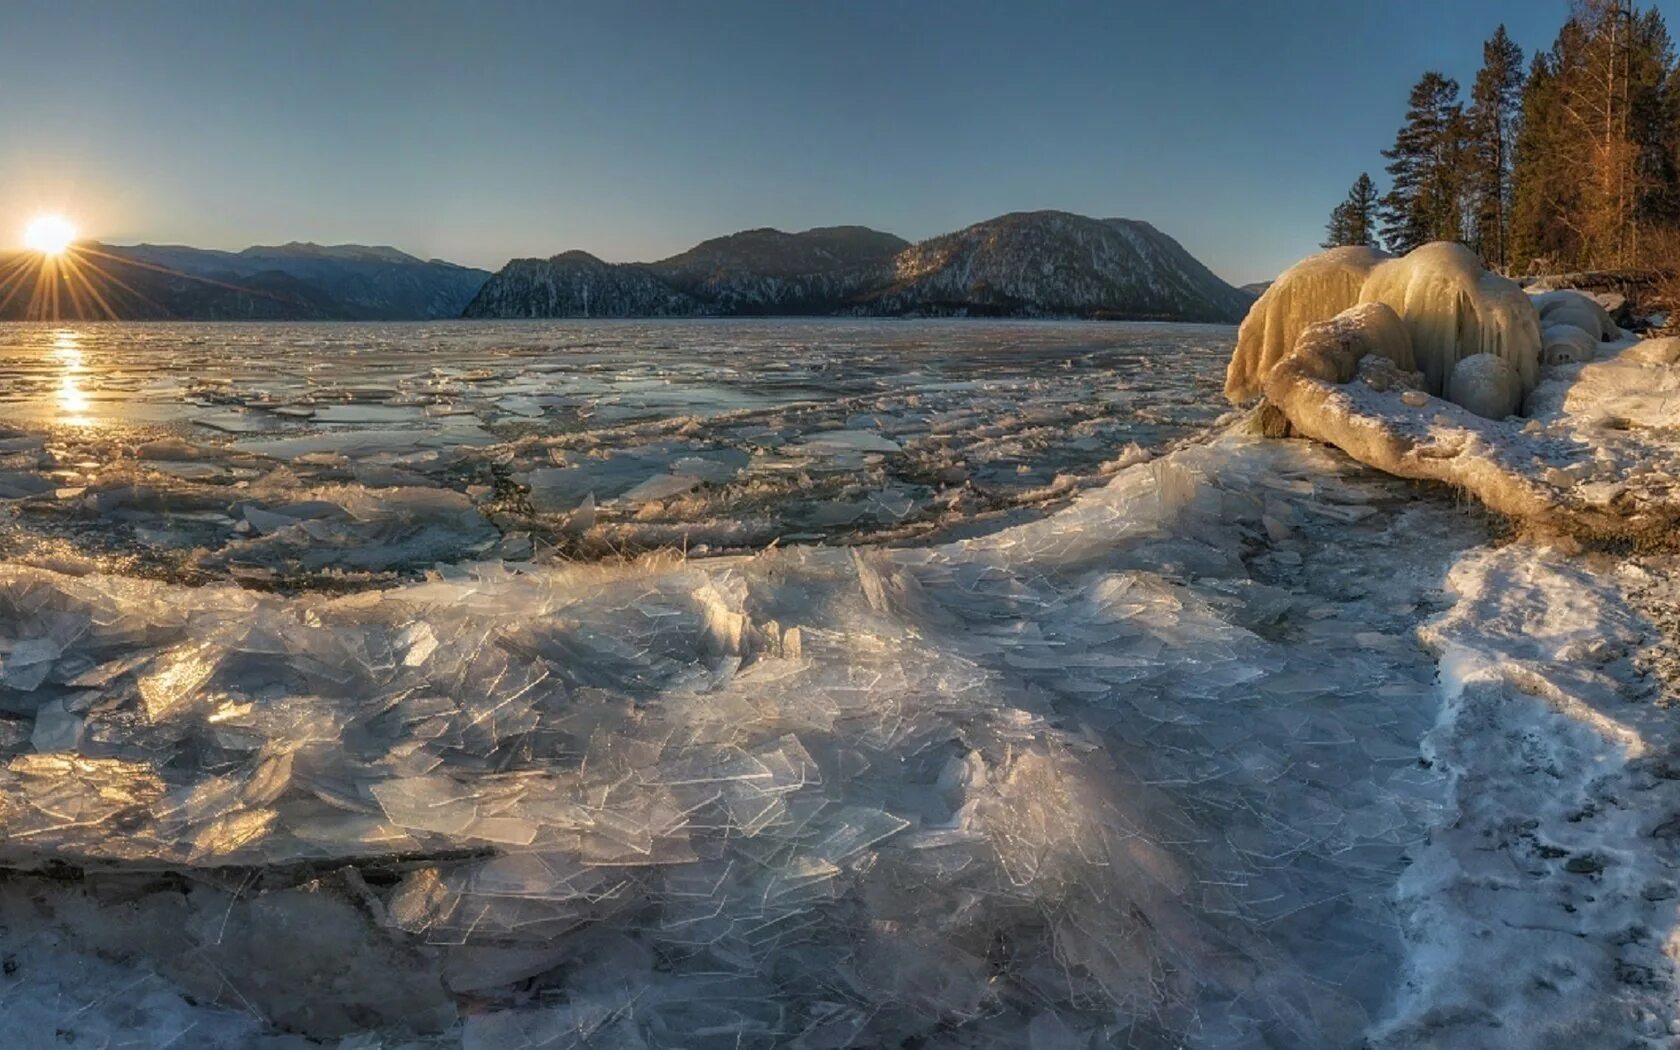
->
<box><xmin>52</xmin><ymin>329</ymin><xmax>92</xmax><ymax>425</ymax></box>
<box><xmin>23</xmin><ymin>215</ymin><xmax>77</xmax><ymax>256</ymax></box>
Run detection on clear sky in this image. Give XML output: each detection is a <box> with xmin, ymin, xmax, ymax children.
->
<box><xmin>0</xmin><ymin>0</ymin><xmax>1618</xmax><ymax>283</ymax></box>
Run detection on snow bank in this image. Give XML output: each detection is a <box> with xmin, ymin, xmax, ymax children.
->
<box><xmin>1376</xmin><ymin>543</ymin><xmax>1680</xmax><ymax>1047</ymax></box>
<box><xmin>1225</xmin><ymin>245</ymin><xmax>1388</xmax><ymax>402</ymax></box>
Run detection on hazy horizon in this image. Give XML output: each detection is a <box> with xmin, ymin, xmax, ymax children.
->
<box><xmin>2</xmin><ymin>0</ymin><xmax>1583</xmax><ymax>284</ymax></box>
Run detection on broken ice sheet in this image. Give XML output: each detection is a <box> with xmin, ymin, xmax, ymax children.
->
<box><xmin>370</xmin><ymin>775</ymin><xmax>481</xmax><ymax>835</ymax></box>
<box><xmin>29</xmin><ymin>696</ymin><xmax>84</xmax><ymax>751</ymax></box>
<box><xmin>137</xmin><ymin>641</ymin><xmax>221</xmax><ymax>720</ymax></box>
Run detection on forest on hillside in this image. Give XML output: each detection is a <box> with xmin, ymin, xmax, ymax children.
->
<box><xmin>1325</xmin><ymin>0</ymin><xmax>1679</xmax><ymax>305</ymax></box>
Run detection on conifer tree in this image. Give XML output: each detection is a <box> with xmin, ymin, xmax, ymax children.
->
<box><xmin>1627</xmin><ymin>7</ymin><xmax>1678</xmax><ymax>234</ymax></box>
<box><xmin>1467</xmin><ymin>26</ymin><xmax>1525</xmax><ymax>269</ymax></box>
<box><xmin>1324</xmin><ymin>173</ymin><xmax>1380</xmax><ymax>248</ymax></box>
<box><xmin>1511</xmin><ymin>52</ymin><xmax>1575</xmax><ymax>270</ymax></box>
<box><xmin>1355</xmin><ymin>2</ymin><xmax>1680</xmax><ymax>275</ymax></box>
<box><xmin>1509</xmin><ymin>1</ymin><xmax>1679</xmax><ymax>268</ymax></box>
<box><xmin>1379</xmin><ymin>73</ymin><xmax>1469</xmax><ymax>255</ymax></box>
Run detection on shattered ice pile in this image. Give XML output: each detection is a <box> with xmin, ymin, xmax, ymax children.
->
<box><xmin>0</xmin><ymin>432</ymin><xmax>1471</xmax><ymax>1046</ymax></box>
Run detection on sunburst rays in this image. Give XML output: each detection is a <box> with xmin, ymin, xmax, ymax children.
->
<box><xmin>0</xmin><ymin>243</ymin><xmax>297</xmax><ymax>321</ymax></box>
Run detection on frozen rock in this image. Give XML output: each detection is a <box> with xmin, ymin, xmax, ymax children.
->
<box><xmin>1289</xmin><ymin>302</ymin><xmax>1417</xmax><ymax>384</ymax></box>
<box><xmin>1532</xmin><ymin>288</ymin><xmax>1618</xmax><ymax>341</ymax></box>
<box><xmin>1541</xmin><ymin>322</ymin><xmax>1598</xmax><ymax>366</ymax></box>
<box><xmin>1445</xmin><ymin>353</ymin><xmax>1521</xmax><ymax>420</ymax></box>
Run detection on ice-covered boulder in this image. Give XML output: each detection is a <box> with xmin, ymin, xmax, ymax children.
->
<box><xmin>1532</xmin><ymin>289</ymin><xmax>1618</xmax><ymax>342</ymax></box>
<box><xmin>1356</xmin><ymin>242</ymin><xmax>1541</xmax><ymax>403</ymax></box>
<box><xmin>1225</xmin><ymin>246</ymin><xmax>1389</xmax><ymax>402</ymax></box>
<box><xmin>1541</xmin><ymin>323</ymin><xmax>1598</xmax><ymax>366</ymax></box>
<box><xmin>1445</xmin><ymin>353</ymin><xmax>1522</xmax><ymax>419</ymax></box>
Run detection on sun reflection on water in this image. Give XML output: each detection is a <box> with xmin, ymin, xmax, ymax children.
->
<box><xmin>51</xmin><ymin>329</ymin><xmax>93</xmax><ymax>425</ymax></box>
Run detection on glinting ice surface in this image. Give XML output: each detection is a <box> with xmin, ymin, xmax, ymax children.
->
<box><xmin>0</xmin><ymin>319</ymin><xmax>1672</xmax><ymax>1047</ymax></box>
<box><xmin>0</xmin><ymin>320</ymin><xmax>1230</xmax><ymax>584</ymax></box>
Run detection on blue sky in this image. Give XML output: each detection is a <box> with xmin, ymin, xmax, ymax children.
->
<box><xmin>0</xmin><ymin>0</ymin><xmax>1619</xmax><ymax>283</ymax></box>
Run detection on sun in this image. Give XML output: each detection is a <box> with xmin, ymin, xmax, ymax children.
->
<box><xmin>23</xmin><ymin>214</ymin><xmax>77</xmax><ymax>256</ymax></box>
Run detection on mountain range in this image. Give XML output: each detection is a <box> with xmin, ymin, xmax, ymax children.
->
<box><xmin>1</xmin><ymin>212</ymin><xmax>1250</xmax><ymax>323</ymax></box>
<box><xmin>0</xmin><ymin>242</ymin><xmax>489</xmax><ymax>321</ymax></box>
<box><xmin>466</xmin><ymin>211</ymin><xmax>1251</xmax><ymax>323</ymax></box>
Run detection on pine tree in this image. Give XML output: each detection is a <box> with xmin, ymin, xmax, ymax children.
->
<box><xmin>1379</xmin><ymin>73</ymin><xmax>1469</xmax><ymax>255</ymax></box>
<box><xmin>1627</xmin><ymin>7</ymin><xmax>1677</xmax><ymax>235</ymax></box>
<box><xmin>1467</xmin><ymin>26</ymin><xmax>1525</xmax><ymax>269</ymax></box>
<box><xmin>1511</xmin><ymin>52</ymin><xmax>1575</xmax><ymax>270</ymax></box>
<box><xmin>1324</xmin><ymin>173</ymin><xmax>1381</xmax><ymax>248</ymax></box>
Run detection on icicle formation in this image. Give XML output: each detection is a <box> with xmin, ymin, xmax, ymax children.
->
<box><xmin>1356</xmin><ymin>243</ymin><xmax>1540</xmax><ymax>401</ymax></box>
<box><xmin>1228</xmin><ymin>242</ymin><xmax>1543</xmax><ymax>417</ymax></box>
<box><xmin>1225</xmin><ymin>246</ymin><xmax>1389</xmax><ymax>402</ymax></box>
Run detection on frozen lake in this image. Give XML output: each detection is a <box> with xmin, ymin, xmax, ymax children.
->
<box><xmin>3</xmin><ymin>319</ymin><xmax>1665</xmax><ymax>1048</ymax></box>
<box><xmin>0</xmin><ymin>319</ymin><xmax>1233</xmax><ymax>586</ymax></box>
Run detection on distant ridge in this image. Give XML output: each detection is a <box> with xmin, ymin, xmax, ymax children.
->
<box><xmin>465</xmin><ymin>211</ymin><xmax>1247</xmax><ymax>323</ymax></box>
<box><xmin>0</xmin><ymin>242</ymin><xmax>491</xmax><ymax>321</ymax></box>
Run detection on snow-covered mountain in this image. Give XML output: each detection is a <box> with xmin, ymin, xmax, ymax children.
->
<box><xmin>464</xmin><ymin>212</ymin><xmax>1248</xmax><ymax>323</ymax></box>
<box><xmin>24</xmin><ymin>242</ymin><xmax>493</xmax><ymax>320</ymax></box>
<box><xmin>857</xmin><ymin>212</ymin><xmax>1253</xmax><ymax>322</ymax></box>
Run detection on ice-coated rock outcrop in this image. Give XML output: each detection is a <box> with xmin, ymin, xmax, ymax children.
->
<box><xmin>1228</xmin><ymin>242</ymin><xmax>1542</xmax><ymax>416</ymax></box>
<box><xmin>1252</xmin><ymin>286</ymin><xmax>1680</xmax><ymax>541</ymax></box>
<box><xmin>1224</xmin><ymin>245</ymin><xmax>1389</xmax><ymax>402</ymax></box>
<box><xmin>1532</xmin><ymin>288</ymin><xmax>1620</xmax><ymax>342</ymax></box>
<box><xmin>1541</xmin><ymin>322</ymin><xmax>1599</xmax><ymax>366</ymax></box>
<box><xmin>1355</xmin><ymin>242</ymin><xmax>1540</xmax><ymax>402</ymax></box>
<box><xmin>1445</xmin><ymin>353</ymin><xmax>1522</xmax><ymax>420</ymax></box>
